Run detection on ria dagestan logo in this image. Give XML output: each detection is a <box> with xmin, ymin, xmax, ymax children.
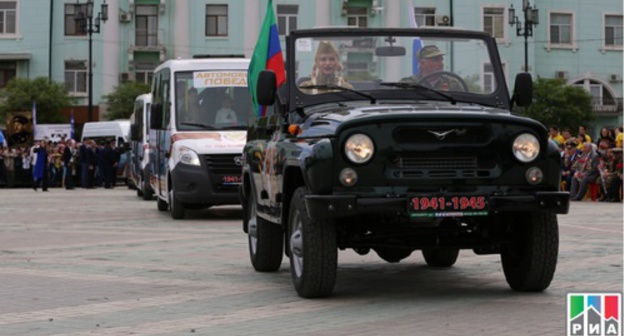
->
<box><xmin>567</xmin><ymin>293</ymin><xmax>621</xmax><ymax>336</ymax></box>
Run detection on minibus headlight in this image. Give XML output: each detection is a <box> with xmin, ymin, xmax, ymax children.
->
<box><xmin>179</xmin><ymin>146</ymin><xmax>201</xmax><ymax>166</ymax></box>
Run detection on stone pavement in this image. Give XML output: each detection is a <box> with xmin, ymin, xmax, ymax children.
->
<box><xmin>0</xmin><ymin>188</ymin><xmax>621</xmax><ymax>336</ymax></box>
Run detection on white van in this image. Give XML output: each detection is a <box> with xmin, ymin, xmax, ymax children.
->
<box><xmin>149</xmin><ymin>57</ymin><xmax>251</xmax><ymax>219</ymax></box>
<box><xmin>128</xmin><ymin>93</ymin><xmax>153</xmax><ymax>200</ymax></box>
<box><xmin>81</xmin><ymin>120</ymin><xmax>131</xmax><ymax>183</ymax></box>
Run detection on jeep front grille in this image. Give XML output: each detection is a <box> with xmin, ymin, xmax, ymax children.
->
<box><xmin>388</xmin><ymin>153</ymin><xmax>498</xmax><ymax>179</ymax></box>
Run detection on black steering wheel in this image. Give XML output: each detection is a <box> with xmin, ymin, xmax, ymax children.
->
<box><xmin>417</xmin><ymin>70</ymin><xmax>469</xmax><ymax>92</ymax></box>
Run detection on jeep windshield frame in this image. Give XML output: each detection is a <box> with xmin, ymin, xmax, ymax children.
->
<box><xmin>285</xmin><ymin>28</ymin><xmax>510</xmax><ymax>114</ymax></box>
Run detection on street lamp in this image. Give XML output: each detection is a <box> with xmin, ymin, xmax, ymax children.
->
<box><xmin>508</xmin><ymin>0</ymin><xmax>538</xmax><ymax>73</ymax></box>
<box><xmin>74</xmin><ymin>0</ymin><xmax>108</xmax><ymax>122</ymax></box>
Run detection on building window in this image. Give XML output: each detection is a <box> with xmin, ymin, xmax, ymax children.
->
<box><xmin>65</xmin><ymin>61</ymin><xmax>87</xmax><ymax>94</ymax></box>
<box><xmin>206</xmin><ymin>5</ymin><xmax>228</xmax><ymax>37</ymax></box>
<box><xmin>136</xmin><ymin>71</ymin><xmax>154</xmax><ymax>86</ymax></box>
<box><xmin>483</xmin><ymin>62</ymin><xmax>506</xmax><ymax>93</ymax></box>
<box><xmin>549</xmin><ymin>13</ymin><xmax>573</xmax><ymax>45</ymax></box>
<box><xmin>605</xmin><ymin>15</ymin><xmax>623</xmax><ymax>47</ymax></box>
<box><xmin>277</xmin><ymin>5</ymin><xmax>297</xmax><ymax>36</ymax></box>
<box><xmin>347</xmin><ymin>6</ymin><xmax>367</xmax><ymax>28</ymax></box>
<box><xmin>414</xmin><ymin>7</ymin><xmax>436</xmax><ymax>27</ymax></box>
<box><xmin>0</xmin><ymin>61</ymin><xmax>16</xmax><ymax>88</ymax></box>
<box><xmin>483</xmin><ymin>7</ymin><xmax>505</xmax><ymax>40</ymax></box>
<box><xmin>136</xmin><ymin>5</ymin><xmax>158</xmax><ymax>46</ymax></box>
<box><xmin>64</xmin><ymin>4</ymin><xmax>87</xmax><ymax>36</ymax></box>
<box><xmin>0</xmin><ymin>1</ymin><xmax>17</xmax><ymax>34</ymax></box>
<box><xmin>135</xmin><ymin>62</ymin><xmax>156</xmax><ymax>85</ymax></box>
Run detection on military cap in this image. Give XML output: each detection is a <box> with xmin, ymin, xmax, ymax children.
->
<box><xmin>417</xmin><ymin>45</ymin><xmax>444</xmax><ymax>59</ymax></box>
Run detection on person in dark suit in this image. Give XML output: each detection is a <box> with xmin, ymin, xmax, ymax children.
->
<box><xmin>80</xmin><ymin>140</ymin><xmax>96</xmax><ymax>188</ymax></box>
<box><xmin>101</xmin><ymin>140</ymin><xmax>116</xmax><ymax>189</ymax></box>
<box><xmin>62</xmin><ymin>139</ymin><xmax>77</xmax><ymax>190</ymax></box>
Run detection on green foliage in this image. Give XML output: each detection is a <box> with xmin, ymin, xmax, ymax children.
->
<box><xmin>0</xmin><ymin>77</ymin><xmax>73</xmax><ymax>123</ymax></box>
<box><xmin>515</xmin><ymin>78</ymin><xmax>594</xmax><ymax>130</ymax></box>
<box><xmin>102</xmin><ymin>81</ymin><xmax>151</xmax><ymax>120</ymax></box>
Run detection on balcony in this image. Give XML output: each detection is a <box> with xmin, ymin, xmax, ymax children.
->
<box><xmin>128</xmin><ymin>28</ymin><xmax>166</xmax><ymax>52</ymax></box>
<box><xmin>593</xmin><ymin>97</ymin><xmax>623</xmax><ymax>116</ymax></box>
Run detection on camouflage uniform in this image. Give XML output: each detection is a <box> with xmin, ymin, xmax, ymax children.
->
<box><xmin>400</xmin><ymin>45</ymin><xmax>466</xmax><ymax>92</ymax></box>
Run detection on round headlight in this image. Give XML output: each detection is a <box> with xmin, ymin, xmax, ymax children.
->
<box><xmin>344</xmin><ymin>133</ymin><xmax>374</xmax><ymax>164</ymax></box>
<box><xmin>512</xmin><ymin>133</ymin><xmax>540</xmax><ymax>162</ymax></box>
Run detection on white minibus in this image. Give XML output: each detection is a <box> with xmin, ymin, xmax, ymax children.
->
<box><xmin>149</xmin><ymin>57</ymin><xmax>251</xmax><ymax>219</ymax></box>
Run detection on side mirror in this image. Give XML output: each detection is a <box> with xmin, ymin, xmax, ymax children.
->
<box><xmin>130</xmin><ymin>124</ymin><xmax>139</xmax><ymax>141</ymax></box>
<box><xmin>375</xmin><ymin>46</ymin><xmax>406</xmax><ymax>57</ymax></box>
<box><xmin>150</xmin><ymin>103</ymin><xmax>163</xmax><ymax>129</ymax></box>
<box><xmin>257</xmin><ymin>70</ymin><xmax>277</xmax><ymax>106</ymax></box>
<box><xmin>513</xmin><ymin>73</ymin><xmax>533</xmax><ymax>107</ymax></box>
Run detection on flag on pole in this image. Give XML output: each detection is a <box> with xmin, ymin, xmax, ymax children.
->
<box><xmin>248</xmin><ymin>0</ymin><xmax>286</xmax><ymax>117</ymax></box>
<box><xmin>70</xmin><ymin>110</ymin><xmax>75</xmax><ymax>140</ymax></box>
<box><xmin>408</xmin><ymin>0</ymin><xmax>423</xmax><ymax>75</ymax></box>
<box><xmin>32</xmin><ymin>100</ymin><xmax>37</xmax><ymax>141</ymax></box>
<box><xmin>0</xmin><ymin>128</ymin><xmax>6</xmax><ymax>148</ymax></box>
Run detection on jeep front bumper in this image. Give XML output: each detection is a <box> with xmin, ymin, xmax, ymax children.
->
<box><xmin>305</xmin><ymin>192</ymin><xmax>570</xmax><ymax>220</ymax></box>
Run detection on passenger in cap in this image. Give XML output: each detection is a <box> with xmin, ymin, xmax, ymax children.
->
<box><xmin>299</xmin><ymin>41</ymin><xmax>353</xmax><ymax>93</ymax></box>
<box><xmin>400</xmin><ymin>45</ymin><xmax>466</xmax><ymax>91</ymax></box>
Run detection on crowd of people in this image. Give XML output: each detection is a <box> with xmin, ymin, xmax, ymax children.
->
<box><xmin>0</xmin><ymin>137</ymin><xmax>123</xmax><ymax>191</ymax></box>
<box><xmin>554</xmin><ymin>125</ymin><xmax>623</xmax><ymax>202</ymax></box>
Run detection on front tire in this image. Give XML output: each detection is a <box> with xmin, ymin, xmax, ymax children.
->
<box><xmin>500</xmin><ymin>212</ymin><xmax>559</xmax><ymax>291</ymax></box>
<box><xmin>288</xmin><ymin>187</ymin><xmax>337</xmax><ymax>298</ymax></box>
<box><xmin>157</xmin><ymin>196</ymin><xmax>168</xmax><ymax>212</ymax></box>
<box><xmin>169</xmin><ymin>187</ymin><xmax>185</xmax><ymax>220</ymax></box>
<box><xmin>142</xmin><ymin>171</ymin><xmax>154</xmax><ymax>201</ymax></box>
<box><xmin>247</xmin><ymin>191</ymin><xmax>283</xmax><ymax>272</ymax></box>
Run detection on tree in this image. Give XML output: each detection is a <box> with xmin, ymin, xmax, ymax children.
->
<box><xmin>102</xmin><ymin>81</ymin><xmax>151</xmax><ymax>120</ymax></box>
<box><xmin>515</xmin><ymin>78</ymin><xmax>594</xmax><ymax>131</ymax></box>
<box><xmin>0</xmin><ymin>77</ymin><xmax>73</xmax><ymax>123</ymax></box>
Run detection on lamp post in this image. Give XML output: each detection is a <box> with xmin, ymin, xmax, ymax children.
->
<box><xmin>74</xmin><ymin>0</ymin><xmax>108</xmax><ymax>122</ymax></box>
<box><xmin>508</xmin><ymin>0</ymin><xmax>538</xmax><ymax>73</ymax></box>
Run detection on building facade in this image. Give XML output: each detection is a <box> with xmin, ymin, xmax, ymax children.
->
<box><xmin>0</xmin><ymin>0</ymin><xmax>621</xmax><ymax>133</ymax></box>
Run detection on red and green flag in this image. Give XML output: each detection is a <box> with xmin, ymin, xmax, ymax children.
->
<box><xmin>248</xmin><ymin>0</ymin><xmax>286</xmax><ymax>117</ymax></box>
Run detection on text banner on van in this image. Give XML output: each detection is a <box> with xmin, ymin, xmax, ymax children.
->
<box><xmin>193</xmin><ymin>71</ymin><xmax>247</xmax><ymax>88</ymax></box>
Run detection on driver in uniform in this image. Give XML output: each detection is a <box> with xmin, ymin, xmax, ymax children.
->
<box><xmin>400</xmin><ymin>45</ymin><xmax>465</xmax><ymax>91</ymax></box>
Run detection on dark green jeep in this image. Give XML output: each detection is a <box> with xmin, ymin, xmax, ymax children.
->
<box><xmin>241</xmin><ymin>28</ymin><xmax>569</xmax><ymax>298</ymax></box>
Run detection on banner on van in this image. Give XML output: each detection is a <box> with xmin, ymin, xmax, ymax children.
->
<box><xmin>193</xmin><ymin>71</ymin><xmax>247</xmax><ymax>88</ymax></box>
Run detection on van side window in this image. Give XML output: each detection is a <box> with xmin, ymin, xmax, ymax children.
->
<box><xmin>162</xmin><ymin>71</ymin><xmax>171</xmax><ymax>128</ymax></box>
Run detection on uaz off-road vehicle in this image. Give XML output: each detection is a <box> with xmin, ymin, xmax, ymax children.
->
<box><xmin>240</xmin><ymin>28</ymin><xmax>569</xmax><ymax>298</ymax></box>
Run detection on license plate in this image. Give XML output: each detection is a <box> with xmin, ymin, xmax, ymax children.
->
<box><xmin>222</xmin><ymin>175</ymin><xmax>242</xmax><ymax>184</ymax></box>
<box><xmin>408</xmin><ymin>195</ymin><xmax>488</xmax><ymax>218</ymax></box>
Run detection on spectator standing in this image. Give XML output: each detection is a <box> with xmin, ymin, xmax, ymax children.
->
<box><xmin>21</xmin><ymin>148</ymin><xmax>31</xmax><ymax>186</ymax></box>
<box><xmin>0</xmin><ymin>147</ymin><xmax>7</xmax><ymax>188</ymax></box>
<box><xmin>101</xmin><ymin>140</ymin><xmax>116</xmax><ymax>189</ymax></box>
<box><xmin>615</xmin><ymin>126</ymin><xmax>623</xmax><ymax>148</ymax></box>
<box><xmin>561</xmin><ymin>128</ymin><xmax>573</xmax><ymax>144</ymax></box>
<box><xmin>32</xmin><ymin>140</ymin><xmax>49</xmax><ymax>192</ymax></box>
<box><xmin>570</xmin><ymin>143</ymin><xmax>599</xmax><ymax>201</ymax></box>
<box><xmin>549</xmin><ymin>126</ymin><xmax>565</xmax><ymax>145</ymax></box>
<box><xmin>576</xmin><ymin>125</ymin><xmax>592</xmax><ymax>149</ymax></box>
<box><xmin>62</xmin><ymin>140</ymin><xmax>77</xmax><ymax>190</ymax></box>
<box><xmin>595</xmin><ymin>127</ymin><xmax>615</xmax><ymax>158</ymax></box>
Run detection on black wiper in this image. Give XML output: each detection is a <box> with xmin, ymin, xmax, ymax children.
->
<box><xmin>219</xmin><ymin>125</ymin><xmax>248</xmax><ymax>130</ymax></box>
<box><xmin>299</xmin><ymin>84</ymin><xmax>376</xmax><ymax>104</ymax></box>
<box><xmin>380</xmin><ymin>81</ymin><xmax>456</xmax><ymax>105</ymax></box>
<box><xmin>180</xmin><ymin>122</ymin><xmax>216</xmax><ymax>130</ymax></box>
